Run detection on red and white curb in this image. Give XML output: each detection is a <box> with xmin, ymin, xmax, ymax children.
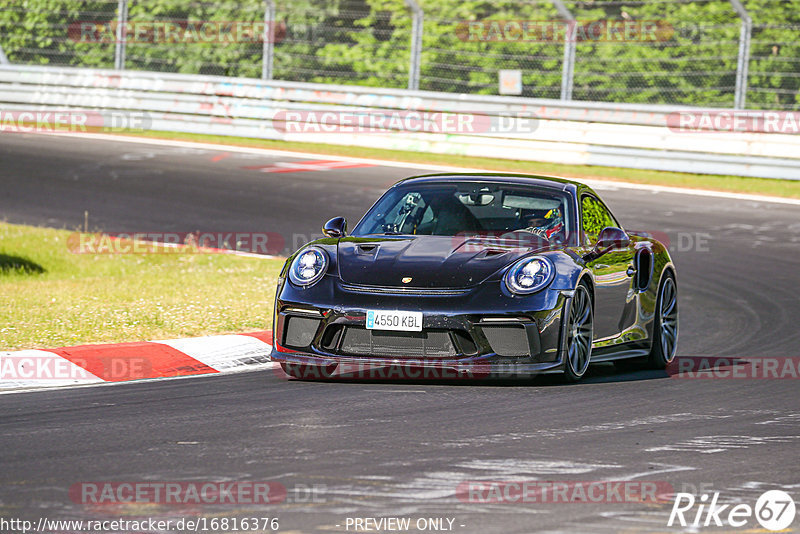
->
<box><xmin>0</xmin><ymin>331</ymin><xmax>274</xmax><ymax>392</ymax></box>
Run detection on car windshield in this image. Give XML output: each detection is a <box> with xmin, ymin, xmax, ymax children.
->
<box><xmin>353</xmin><ymin>181</ymin><xmax>574</xmax><ymax>244</ymax></box>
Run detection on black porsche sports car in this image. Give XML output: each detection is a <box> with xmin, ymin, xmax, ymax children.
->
<box><xmin>271</xmin><ymin>173</ymin><xmax>678</xmax><ymax>382</ymax></box>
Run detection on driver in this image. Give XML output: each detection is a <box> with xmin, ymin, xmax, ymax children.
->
<box><xmin>521</xmin><ymin>207</ymin><xmax>564</xmax><ymax>241</ymax></box>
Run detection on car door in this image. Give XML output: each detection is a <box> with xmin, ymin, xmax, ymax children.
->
<box><xmin>580</xmin><ymin>194</ymin><xmax>636</xmax><ymax>340</ymax></box>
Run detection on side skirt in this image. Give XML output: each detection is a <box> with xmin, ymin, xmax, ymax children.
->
<box><xmin>589</xmin><ymin>347</ymin><xmax>650</xmax><ymax>363</ymax></box>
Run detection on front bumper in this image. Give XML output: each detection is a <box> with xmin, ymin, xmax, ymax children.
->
<box><xmin>270</xmin><ymin>277</ymin><xmax>572</xmax><ymax>378</ymax></box>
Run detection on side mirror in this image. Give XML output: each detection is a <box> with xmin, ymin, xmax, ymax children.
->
<box><xmin>596</xmin><ymin>226</ymin><xmax>629</xmax><ymax>250</ymax></box>
<box><xmin>322</xmin><ymin>216</ymin><xmax>347</xmax><ymax>238</ymax></box>
<box><xmin>583</xmin><ymin>227</ymin><xmax>629</xmax><ymax>262</ymax></box>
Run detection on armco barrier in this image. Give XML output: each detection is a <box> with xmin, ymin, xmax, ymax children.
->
<box><xmin>1</xmin><ymin>64</ymin><xmax>799</xmax><ymax>180</ymax></box>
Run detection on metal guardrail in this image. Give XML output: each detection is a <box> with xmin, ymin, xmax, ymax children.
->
<box><xmin>1</xmin><ymin>65</ymin><xmax>799</xmax><ymax>180</ymax></box>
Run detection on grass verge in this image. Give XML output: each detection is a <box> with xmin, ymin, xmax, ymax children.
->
<box><xmin>0</xmin><ymin>222</ymin><xmax>283</xmax><ymax>351</ymax></box>
<box><xmin>124</xmin><ymin>130</ymin><xmax>800</xmax><ymax>199</ymax></box>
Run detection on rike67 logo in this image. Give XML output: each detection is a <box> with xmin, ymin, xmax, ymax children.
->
<box><xmin>668</xmin><ymin>490</ymin><xmax>796</xmax><ymax>531</ymax></box>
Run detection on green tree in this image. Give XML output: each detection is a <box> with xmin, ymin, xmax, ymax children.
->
<box><xmin>0</xmin><ymin>0</ymin><xmax>116</xmax><ymax>67</ymax></box>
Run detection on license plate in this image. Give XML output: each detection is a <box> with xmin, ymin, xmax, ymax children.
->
<box><xmin>365</xmin><ymin>310</ymin><xmax>423</xmax><ymax>332</ymax></box>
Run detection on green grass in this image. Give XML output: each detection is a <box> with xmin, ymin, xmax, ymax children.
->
<box><xmin>124</xmin><ymin>130</ymin><xmax>800</xmax><ymax>199</ymax></box>
<box><xmin>0</xmin><ymin>222</ymin><xmax>283</xmax><ymax>351</ymax></box>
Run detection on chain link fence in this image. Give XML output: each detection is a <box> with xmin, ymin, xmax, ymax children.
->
<box><xmin>0</xmin><ymin>0</ymin><xmax>797</xmax><ymax>110</ymax></box>
<box><xmin>123</xmin><ymin>1</ymin><xmax>265</xmax><ymax>77</ymax></box>
<box><xmin>273</xmin><ymin>1</ymin><xmax>409</xmax><ymax>86</ymax></box>
<box><xmin>0</xmin><ymin>0</ymin><xmax>118</xmax><ymax>68</ymax></box>
<box><xmin>418</xmin><ymin>2</ymin><xmax>563</xmax><ymax>98</ymax></box>
<box><xmin>747</xmin><ymin>2</ymin><xmax>800</xmax><ymax>111</ymax></box>
<box><xmin>568</xmin><ymin>0</ymin><xmax>742</xmax><ymax>106</ymax></box>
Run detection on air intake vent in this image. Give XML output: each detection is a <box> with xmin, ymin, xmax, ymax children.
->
<box><xmin>284</xmin><ymin>316</ymin><xmax>320</xmax><ymax>348</ymax></box>
<box><xmin>340</xmin><ymin>327</ymin><xmax>456</xmax><ymax>358</ymax></box>
<box><xmin>356</xmin><ymin>244</ymin><xmax>379</xmax><ymax>255</ymax></box>
<box><xmin>482</xmin><ymin>325</ymin><xmax>530</xmax><ymax>357</ymax></box>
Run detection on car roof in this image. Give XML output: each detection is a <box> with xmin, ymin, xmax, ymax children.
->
<box><xmin>394</xmin><ymin>172</ymin><xmax>589</xmax><ymax>196</ymax></box>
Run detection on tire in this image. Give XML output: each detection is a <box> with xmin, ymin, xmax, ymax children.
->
<box><xmin>563</xmin><ymin>282</ymin><xmax>594</xmax><ymax>382</ymax></box>
<box><xmin>280</xmin><ymin>362</ymin><xmax>338</xmax><ymax>380</ymax></box>
<box><xmin>647</xmin><ymin>272</ymin><xmax>678</xmax><ymax>369</ymax></box>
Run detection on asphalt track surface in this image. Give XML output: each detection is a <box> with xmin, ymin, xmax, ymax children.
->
<box><xmin>1</xmin><ymin>133</ymin><xmax>799</xmax><ymax>533</ymax></box>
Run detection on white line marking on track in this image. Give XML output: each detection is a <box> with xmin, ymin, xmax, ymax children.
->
<box><xmin>609</xmin><ymin>463</ymin><xmax>696</xmax><ymax>482</ymax></box>
<box><xmin>0</xmin><ymin>361</ymin><xmax>281</xmax><ymax>395</ymax></box>
<box><xmin>645</xmin><ymin>435</ymin><xmax>800</xmax><ymax>454</ymax></box>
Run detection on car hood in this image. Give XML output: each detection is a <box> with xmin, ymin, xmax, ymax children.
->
<box><xmin>337</xmin><ymin>235</ymin><xmax>554</xmax><ymax>288</ymax></box>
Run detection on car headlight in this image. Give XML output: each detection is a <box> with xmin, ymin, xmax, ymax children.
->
<box><xmin>288</xmin><ymin>246</ymin><xmax>328</xmax><ymax>287</ymax></box>
<box><xmin>503</xmin><ymin>256</ymin><xmax>555</xmax><ymax>295</ymax></box>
